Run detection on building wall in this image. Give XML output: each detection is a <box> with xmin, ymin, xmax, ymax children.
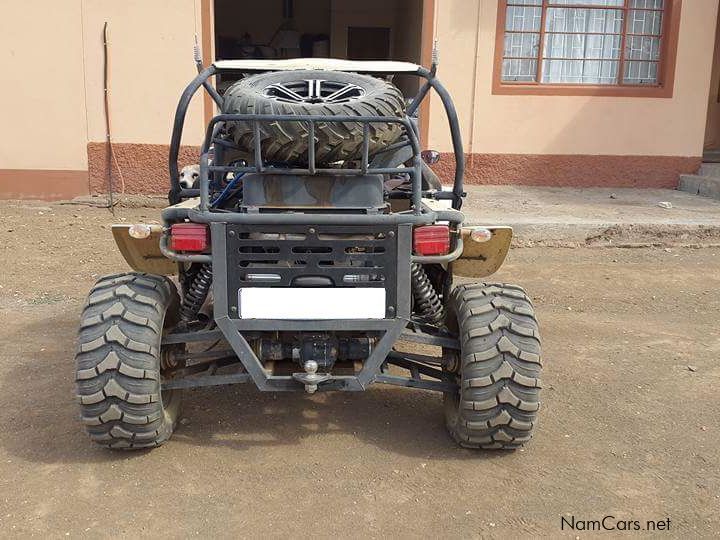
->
<box><xmin>1</xmin><ymin>0</ymin><xmax>719</xmax><ymax>198</ymax></box>
<box><xmin>82</xmin><ymin>0</ymin><xmax>206</xmax><ymax>194</ymax></box>
<box><xmin>428</xmin><ymin>0</ymin><xmax>719</xmax><ymax>187</ymax></box>
<box><xmin>0</xmin><ymin>0</ymin><xmax>206</xmax><ymax>198</ymax></box>
<box><xmin>0</xmin><ymin>0</ymin><xmax>89</xmax><ymax>199</ymax></box>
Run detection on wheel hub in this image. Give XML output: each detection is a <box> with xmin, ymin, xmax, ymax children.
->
<box><xmin>263</xmin><ymin>79</ymin><xmax>365</xmax><ymax>104</ymax></box>
<box><xmin>160</xmin><ymin>345</ymin><xmax>183</xmax><ymax>371</ymax></box>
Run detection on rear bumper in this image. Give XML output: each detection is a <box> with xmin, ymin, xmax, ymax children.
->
<box><xmin>209</xmin><ymin>222</ymin><xmax>412</xmax><ymax>391</ymax></box>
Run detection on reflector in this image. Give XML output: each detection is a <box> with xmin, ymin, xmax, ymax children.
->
<box><xmin>470</xmin><ymin>227</ymin><xmax>493</xmax><ymax>243</ymax></box>
<box><xmin>128</xmin><ymin>224</ymin><xmax>152</xmax><ymax>239</ymax></box>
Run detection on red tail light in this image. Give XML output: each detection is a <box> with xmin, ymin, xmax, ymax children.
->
<box><xmin>413</xmin><ymin>225</ymin><xmax>450</xmax><ymax>256</ymax></box>
<box><xmin>170</xmin><ymin>223</ymin><xmax>209</xmax><ymax>252</ymax></box>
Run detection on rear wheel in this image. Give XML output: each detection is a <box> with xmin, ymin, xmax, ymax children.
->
<box><xmin>444</xmin><ymin>283</ymin><xmax>542</xmax><ymax>449</ymax></box>
<box><xmin>75</xmin><ymin>273</ymin><xmax>183</xmax><ymax>449</ymax></box>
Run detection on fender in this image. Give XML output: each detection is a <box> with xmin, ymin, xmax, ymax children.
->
<box><xmin>112</xmin><ymin>224</ymin><xmax>176</xmax><ymax>275</ymax></box>
<box><xmin>453</xmin><ymin>226</ymin><xmax>513</xmax><ymax>278</ymax></box>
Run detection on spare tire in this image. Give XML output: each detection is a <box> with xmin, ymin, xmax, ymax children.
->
<box><xmin>222</xmin><ymin>70</ymin><xmax>405</xmax><ymax>165</ymax></box>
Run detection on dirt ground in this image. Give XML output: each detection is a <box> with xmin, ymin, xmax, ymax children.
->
<box><xmin>0</xmin><ymin>201</ymin><xmax>718</xmax><ymax>538</ymax></box>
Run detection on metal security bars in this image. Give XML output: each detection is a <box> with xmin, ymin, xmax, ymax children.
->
<box><xmin>168</xmin><ymin>63</ymin><xmax>466</xmax><ymax>210</ymax></box>
<box><xmin>196</xmin><ymin>113</ymin><xmax>423</xmax><ymax>214</ymax></box>
<box><xmin>499</xmin><ymin>0</ymin><xmax>674</xmax><ymax>88</ymax></box>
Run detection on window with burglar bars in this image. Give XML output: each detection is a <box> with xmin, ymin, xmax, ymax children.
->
<box><xmin>493</xmin><ymin>0</ymin><xmax>681</xmax><ymax>96</ymax></box>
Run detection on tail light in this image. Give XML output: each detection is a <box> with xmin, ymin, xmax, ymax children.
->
<box><xmin>170</xmin><ymin>223</ymin><xmax>209</xmax><ymax>252</ymax></box>
<box><xmin>413</xmin><ymin>225</ymin><xmax>450</xmax><ymax>256</ymax></box>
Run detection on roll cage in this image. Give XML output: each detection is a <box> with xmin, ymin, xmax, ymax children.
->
<box><xmin>167</xmin><ymin>59</ymin><xmax>466</xmax><ymax>213</ymax></box>
<box><xmin>158</xmin><ymin>59</ymin><xmax>468</xmax><ymax>394</ymax></box>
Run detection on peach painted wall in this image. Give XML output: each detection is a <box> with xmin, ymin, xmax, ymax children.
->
<box><xmin>81</xmin><ymin>0</ymin><xmax>206</xmax><ymax>147</ymax></box>
<box><xmin>0</xmin><ymin>0</ymin><xmax>88</xmax><ymax>171</ymax></box>
<box><xmin>2</xmin><ymin>0</ymin><xmax>718</xmax><ymax>195</ymax></box>
<box><xmin>428</xmin><ymin>0</ymin><xmax>720</xmax><ymax>157</ymax></box>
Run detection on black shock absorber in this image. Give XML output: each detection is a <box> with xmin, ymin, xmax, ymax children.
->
<box><xmin>180</xmin><ymin>264</ymin><xmax>213</xmax><ymax>322</ymax></box>
<box><xmin>410</xmin><ymin>263</ymin><xmax>445</xmax><ymax>327</ymax></box>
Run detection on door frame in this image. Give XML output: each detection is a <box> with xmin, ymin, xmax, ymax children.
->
<box><xmin>704</xmin><ymin>5</ymin><xmax>720</xmax><ymax>151</ymax></box>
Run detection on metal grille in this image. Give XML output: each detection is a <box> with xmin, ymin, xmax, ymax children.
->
<box><xmin>225</xmin><ymin>224</ymin><xmax>398</xmax><ymax>318</ymax></box>
<box><xmin>501</xmin><ymin>0</ymin><xmax>666</xmax><ymax>86</ymax></box>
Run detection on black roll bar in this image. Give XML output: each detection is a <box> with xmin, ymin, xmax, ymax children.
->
<box><xmin>197</xmin><ymin>113</ymin><xmax>423</xmax><ymax>213</ymax></box>
<box><xmin>168</xmin><ymin>63</ymin><xmax>465</xmax><ymax>210</ymax></box>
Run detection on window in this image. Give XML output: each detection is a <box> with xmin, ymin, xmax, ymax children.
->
<box><xmin>493</xmin><ymin>0</ymin><xmax>682</xmax><ymax>96</ymax></box>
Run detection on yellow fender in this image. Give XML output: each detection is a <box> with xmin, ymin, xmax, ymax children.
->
<box><xmin>453</xmin><ymin>226</ymin><xmax>513</xmax><ymax>278</ymax></box>
<box><xmin>112</xmin><ymin>224</ymin><xmax>176</xmax><ymax>276</ymax></box>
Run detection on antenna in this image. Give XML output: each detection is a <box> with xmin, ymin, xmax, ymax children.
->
<box><xmin>193</xmin><ymin>34</ymin><xmax>202</xmax><ymax>71</ymax></box>
<box><xmin>431</xmin><ymin>39</ymin><xmax>439</xmax><ymax>75</ymax></box>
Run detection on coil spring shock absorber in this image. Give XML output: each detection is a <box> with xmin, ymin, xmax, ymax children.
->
<box><xmin>180</xmin><ymin>264</ymin><xmax>213</xmax><ymax>322</ymax></box>
<box><xmin>411</xmin><ymin>263</ymin><xmax>445</xmax><ymax>327</ymax></box>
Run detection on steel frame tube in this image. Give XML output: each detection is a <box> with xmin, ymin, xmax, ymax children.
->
<box><xmin>411</xmin><ymin>235</ymin><xmax>464</xmax><ymax>264</ymax></box>
<box><xmin>159</xmin><ymin>233</ymin><xmax>212</xmax><ymax>263</ymax></box>
<box><xmin>417</xmin><ymin>67</ymin><xmax>465</xmax><ymax>210</ymax></box>
<box><xmin>168</xmin><ymin>64</ymin><xmax>465</xmax><ymax>209</ymax></box>
<box><xmin>169</xmin><ymin>65</ymin><xmax>218</xmax><ymax>203</ymax></box>
<box><xmin>162</xmin><ymin>205</ymin><xmax>463</xmax><ymax>227</ymax></box>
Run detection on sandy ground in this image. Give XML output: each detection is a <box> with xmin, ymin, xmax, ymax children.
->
<box><xmin>460</xmin><ymin>186</ymin><xmax>720</xmax><ymax>247</ymax></box>
<box><xmin>461</xmin><ymin>185</ymin><xmax>720</xmax><ymax>226</ymax></box>
<box><xmin>0</xmin><ymin>201</ymin><xmax>718</xmax><ymax>538</ymax></box>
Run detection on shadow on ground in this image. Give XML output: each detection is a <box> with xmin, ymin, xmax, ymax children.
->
<box><xmin>0</xmin><ymin>304</ymin><xmax>504</xmax><ymax>465</ymax></box>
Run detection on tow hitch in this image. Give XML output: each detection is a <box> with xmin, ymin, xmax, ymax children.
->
<box><xmin>293</xmin><ymin>361</ymin><xmax>331</xmax><ymax>394</ymax></box>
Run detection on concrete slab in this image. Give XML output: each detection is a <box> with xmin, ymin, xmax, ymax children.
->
<box><xmin>459</xmin><ymin>186</ymin><xmax>720</xmax><ymax>246</ymax></box>
<box><xmin>679</xmin><ymin>174</ymin><xmax>720</xmax><ymax>200</ymax></box>
<box><xmin>699</xmin><ymin>162</ymin><xmax>720</xmax><ymax>177</ymax></box>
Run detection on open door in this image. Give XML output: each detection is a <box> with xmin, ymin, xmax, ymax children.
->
<box><xmin>212</xmin><ymin>0</ymin><xmax>425</xmax><ymax>97</ymax></box>
<box><xmin>205</xmin><ymin>0</ymin><xmax>433</xmax><ymax>143</ymax></box>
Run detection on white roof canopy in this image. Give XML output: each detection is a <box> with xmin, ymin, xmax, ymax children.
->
<box><xmin>212</xmin><ymin>58</ymin><xmax>422</xmax><ymax>73</ymax></box>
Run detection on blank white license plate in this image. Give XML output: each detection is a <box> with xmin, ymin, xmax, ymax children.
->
<box><xmin>238</xmin><ymin>288</ymin><xmax>386</xmax><ymax>319</ymax></box>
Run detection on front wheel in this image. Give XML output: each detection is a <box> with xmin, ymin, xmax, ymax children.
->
<box><xmin>444</xmin><ymin>283</ymin><xmax>542</xmax><ymax>450</ymax></box>
<box><xmin>75</xmin><ymin>273</ymin><xmax>183</xmax><ymax>449</ymax></box>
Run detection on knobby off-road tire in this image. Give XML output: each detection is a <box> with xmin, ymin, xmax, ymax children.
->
<box><xmin>75</xmin><ymin>273</ymin><xmax>183</xmax><ymax>449</ymax></box>
<box><xmin>222</xmin><ymin>70</ymin><xmax>405</xmax><ymax>165</ymax></box>
<box><xmin>444</xmin><ymin>283</ymin><xmax>542</xmax><ymax>450</ymax></box>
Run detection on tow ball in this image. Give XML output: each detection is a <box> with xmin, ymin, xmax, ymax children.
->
<box><xmin>292</xmin><ymin>361</ymin><xmax>331</xmax><ymax>394</ymax></box>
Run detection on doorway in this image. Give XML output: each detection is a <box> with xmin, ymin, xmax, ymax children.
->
<box><xmin>212</xmin><ymin>0</ymin><xmax>426</xmax><ymax>98</ymax></box>
<box><xmin>347</xmin><ymin>27</ymin><xmax>392</xmax><ymax>60</ymax></box>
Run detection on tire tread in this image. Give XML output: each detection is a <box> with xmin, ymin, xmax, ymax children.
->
<box><xmin>222</xmin><ymin>70</ymin><xmax>406</xmax><ymax>165</ymax></box>
<box><xmin>445</xmin><ymin>283</ymin><xmax>542</xmax><ymax>450</ymax></box>
<box><xmin>75</xmin><ymin>272</ymin><xmax>180</xmax><ymax>450</ymax></box>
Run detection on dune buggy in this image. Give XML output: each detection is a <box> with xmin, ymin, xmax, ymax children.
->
<box><xmin>75</xmin><ymin>58</ymin><xmax>542</xmax><ymax>450</ymax></box>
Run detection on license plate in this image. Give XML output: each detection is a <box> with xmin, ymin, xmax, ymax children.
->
<box><xmin>238</xmin><ymin>288</ymin><xmax>386</xmax><ymax>319</ymax></box>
